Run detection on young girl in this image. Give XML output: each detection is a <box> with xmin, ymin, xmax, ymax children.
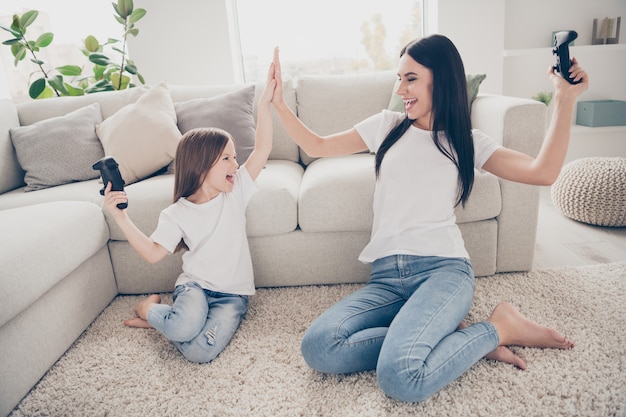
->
<box><xmin>103</xmin><ymin>64</ymin><xmax>276</xmax><ymax>363</ymax></box>
<box><xmin>268</xmin><ymin>37</ymin><xmax>588</xmax><ymax>401</ymax></box>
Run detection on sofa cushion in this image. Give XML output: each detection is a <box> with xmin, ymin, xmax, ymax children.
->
<box><xmin>10</xmin><ymin>103</ymin><xmax>104</xmax><ymax>192</ymax></box>
<box><xmin>175</xmin><ymin>85</ymin><xmax>256</xmax><ymax>163</ymax></box>
<box><xmin>0</xmin><ymin>179</ymin><xmax>101</xmax><ymax>211</ymax></box>
<box><xmin>296</xmin><ymin>72</ymin><xmax>396</xmax><ymax>165</ymax></box>
<box><xmin>246</xmin><ymin>160</ymin><xmax>302</xmax><ymax>237</ymax></box>
<box><xmin>95</xmin><ymin>81</ymin><xmax>181</xmax><ymax>185</ymax></box>
<box><xmin>0</xmin><ymin>201</ymin><xmax>110</xmax><ymax>328</ymax></box>
<box><xmin>454</xmin><ymin>171</ymin><xmax>501</xmax><ymax>223</ymax></box>
<box><xmin>299</xmin><ymin>154</ymin><xmax>376</xmax><ymax>233</ymax></box>
<box><xmin>0</xmin><ymin>98</ymin><xmax>25</xmax><ymax>194</ymax></box>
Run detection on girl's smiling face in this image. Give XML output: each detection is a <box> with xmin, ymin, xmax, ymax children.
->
<box><xmin>193</xmin><ymin>138</ymin><xmax>239</xmax><ymax>202</ymax></box>
<box><xmin>395</xmin><ymin>54</ymin><xmax>434</xmax><ymax>130</ymax></box>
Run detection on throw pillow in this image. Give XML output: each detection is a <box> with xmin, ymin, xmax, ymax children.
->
<box><xmin>96</xmin><ymin>81</ymin><xmax>181</xmax><ymax>185</ymax></box>
<box><xmin>10</xmin><ymin>103</ymin><xmax>104</xmax><ymax>192</ymax></box>
<box><xmin>387</xmin><ymin>73</ymin><xmax>487</xmax><ymax>113</ymax></box>
<box><xmin>175</xmin><ymin>84</ymin><xmax>256</xmax><ymax>163</ymax></box>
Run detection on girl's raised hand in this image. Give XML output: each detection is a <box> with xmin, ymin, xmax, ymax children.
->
<box><xmin>270</xmin><ymin>46</ymin><xmax>285</xmax><ymax>107</ymax></box>
<box><xmin>259</xmin><ymin>51</ymin><xmax>277</xmax><ymax>106</ymax></box>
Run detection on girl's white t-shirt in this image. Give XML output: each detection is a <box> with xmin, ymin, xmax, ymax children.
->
<box><xmin>150</xmin><ymin>166</ymin><xmax>259</xmax><ymax>295</ymax></box>
<box><xmin>354</xmin><ymin>110</ymin><xmax>501</xmax><ymax>263</ymax></box>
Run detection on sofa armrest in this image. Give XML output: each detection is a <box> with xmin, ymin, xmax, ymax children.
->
<box><xmin>471</xmin><ymin>94</ymin><xmax>548</xmax><ymax>272</ymax></box>
<box><xmin>0</xmin><ymin>98</ymin><xmax>25</xmax><ymax>194</ymax></box>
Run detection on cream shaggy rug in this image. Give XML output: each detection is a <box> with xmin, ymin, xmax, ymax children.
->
<box><xmin>10</xmin><ymin>262</ymin><xmax>626</xmax><ymax>417</ymax></box>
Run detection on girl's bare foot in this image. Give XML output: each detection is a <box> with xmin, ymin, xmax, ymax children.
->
<box><xmin>123</xmin><ymin>294</ymin><xmax>161</xmax><ymax>328</ymax></box>
<box><xmin>488</xmin><ymin>302</ymin><xmax>574</xmax><ymax>349</ymax></box>
<box><xmin>458</xmin><ymin>321</ymin><xmax>526</xmax><ymax>369</ymax></box>
<box><xmin>134</xmin><ymin>294</ymin><xmax>161</xmax><ymax>320</ymax></box>
<box><xmin>123</xmin><ymin>317</ymin><xmax>153</xmax><ymax>328</ymax></box>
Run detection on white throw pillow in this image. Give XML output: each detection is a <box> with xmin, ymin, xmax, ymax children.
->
<box><xmin>96</xmin><ymin>81</ymin><xmax>181</xmax><ymax>185</ymax></box>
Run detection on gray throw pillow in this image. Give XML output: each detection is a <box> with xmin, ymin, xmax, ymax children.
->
<box><xmin>175</xmin><ymin>84</ymin><xmax>256</xmax><ymax>163</ymax></box>
<box><xmin>388</xmin><ymin>73</ymin><xmax>487</xmax><ymax>114</ymax></box>
<box><xmin>10</xmin><ymin>103</ymin><xmax>104</xmax><ymax>192</ymax></box>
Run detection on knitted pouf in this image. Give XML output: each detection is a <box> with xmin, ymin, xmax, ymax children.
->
<box><xmin>551</xmin><ymin>157</ymin><xmax>626</xmax><ymax>227</ymax></box>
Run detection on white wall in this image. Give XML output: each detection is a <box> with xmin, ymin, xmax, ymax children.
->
<box><xmin>430</xmin><ymin>0</ymin><xmax>505</xmax><ymax>95</ymax></box>
<box><xmin>127</xmin><ymin>0</ymin><xmax>240</xmax><ymax>86</ymax></box>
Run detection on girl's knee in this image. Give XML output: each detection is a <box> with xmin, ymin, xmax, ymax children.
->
<box><xmin>301</xmin><ymin>325</ymin><xmax>326</xmax><ymax>371</ymax></box>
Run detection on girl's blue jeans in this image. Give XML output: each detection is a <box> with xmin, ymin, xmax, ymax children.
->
<box><xmin>301</xmin><ymin>255</ymin><xmax>500</xmax><ymax>402</ymax></box>
<box><xmin>147</xmin><ymin>282</ymin><xmax>248</xmax><ymax>363</ymax></box>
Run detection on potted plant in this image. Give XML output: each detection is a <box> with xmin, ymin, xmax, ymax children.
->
<box><xmin>0</xmin><ymin>0</ymin><xmax>146</xmax><ymax>99</ymax></box>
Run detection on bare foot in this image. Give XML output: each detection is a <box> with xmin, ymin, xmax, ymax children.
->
<box><xmin>485</xmin><ymin>346</ymin><xmax>526</xmax><ymax>370</ymax></box>
<box><xmin>458</xmin><ymin>321</ymin><xmax>526</xmax><ymax>369</ymax></box>
<box><xmin>488</xmin><ymin>302</ymin><xmax>574</xmax><ymax>349</ymax></box>
<box><xmin>123</xmin><ymin>317</ymin><xmax>153</xmax><ymax>328</ymax></box>
<box><xmin>133</xmin><ymin>294</ymin><xmax>161</xmax><ymax>321</ymax></box>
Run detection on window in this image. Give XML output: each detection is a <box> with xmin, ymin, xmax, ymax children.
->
<box><xmin>235</xmin><ymin>0</ymin><xmax>424</xmax><ymax>82</ymax></box>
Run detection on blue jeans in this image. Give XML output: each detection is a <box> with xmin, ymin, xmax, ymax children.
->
<box><xmin>147</xmin><ymin>282</ymin><xmax>248</xmax><ymax>363</ymax></box>
<box><xmin>301</xmin><ymin>255</ymin><xmax>499</xmax><ymax>402</ymax></box>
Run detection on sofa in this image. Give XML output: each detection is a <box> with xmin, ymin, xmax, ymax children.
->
<box><xmin>0</xmin><ymin>70</ymin><xmax>546</xmax><ymax>416</ymax></box>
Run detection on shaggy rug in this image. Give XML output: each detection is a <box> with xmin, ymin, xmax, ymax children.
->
<box><xmin>9</xmin><ymin>262</ymin><xmax>626</xmax><ymax>417</ymax></box>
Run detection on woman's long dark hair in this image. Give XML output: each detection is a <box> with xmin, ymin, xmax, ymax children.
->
<box><xmin>375</xmin><ymin>34</ymin><xmax>474</xmax><ymax>207</ymax></box>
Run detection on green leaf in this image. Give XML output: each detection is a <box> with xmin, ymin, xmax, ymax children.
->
<box><xmin>13</xmin><ymin>47</ymin><xmax>26</xmax><ymax>65</ymax></box>
<box><xmin>114</xmin><ymin>15</ymin><xmax>126</xmax><ymax>25</ymax></box>
<box><xmin>84</xmin><ymin>35</ymin><xmax>100</xmax><ymax>52</ymax></box>
<box><xmin>111</xmin><ymin>72</ymin><xmax>131</xmax><ymax>90</ymax></box>
<box><xmin>20</xmin><ymin>10</ymin><xmax>39</xmax><ymax>29</ymax></box>
<box><xmin>125</xmin><ymin>28</ymin><xmax>139</xmax><ymax>37</ymax></box>
<box><xmin>30</xmin><ymin>59</ymin><xmax>44</xmax><ymax>65</ymax></box>
<box><xmin>2</xmin><ymin>38</ymin><xmax>22</xmax><ymax>45</ymax></box>
<box><xmin>11</xmin><ymin>15</ymin><xmax>23</xmax><ymax>34</ymax></box>
<box><xmin>57</xmin><ymin>65</ymin><xmax>82</xmax><ymax>76</ymax></box>
<box><xmin>48</xmin><ymin>75</ymin><xmax>68</xmax><ymax>95</ymax></box>
<box><xmin>37</xmin><ymin>86</ymin><xmax>54</xmax><ymax>99</ymax></box>
<box><xmin>116</xmin><ymin>0</ymin><xmax>130</xmax><ymax>18</ymax></box>
<box><xmin>129</xmin><ymin>8</ymin><xmax>146</xmax><ymax>24</ymax></box>
<box><xmin>64</xmin><ymin>83</ymin><xmax>85</xmax><ymax>96</ymax></box>
<box><xmin>92</xmin><ymin>65</ymin><xmax>106</xmax><ymax>80</ymax></box>
<box><xmin>89</xmin><ymin>53</ymin><xmax>112</xmax><ymax>66</ymax></box>
<box><xmin>124</xmin><ymin>63</ymin><xmax>137</xmax><ymax>74</ymax></box>
<box><xmin>136</xmin><ymin>73</ymin><xmax>145</xmax><ymax>84</ymax></box>
<box><xmin>112</xmin><ymin>46</ymin><xmax>125</xmax><ymax>54</ymax></box>
<box><xmin>0</xmin><ymin>24</ymin><xmax>22</xmax><ymax>38</ymax></box>
<box><xmin>29</xmin><ymin>77</ymin><xmax>46</xmax><ymax>99</ymax></box>
<box><xmin>35</xmin><ymin>32</ymin><xmax>53</xmax><ymax>48</ymax></box>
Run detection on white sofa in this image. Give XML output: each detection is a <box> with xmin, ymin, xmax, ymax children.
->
<box><xmin>0</xmin><ymin>71</ymin><xmax>546</xmax><ymax>416</ymax></box>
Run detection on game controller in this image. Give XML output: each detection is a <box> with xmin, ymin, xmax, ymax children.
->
<box><xmin>92</xmin><ymin>156</ymin><xmax>127</xmax><ymax>209</ymax></box>
<box><xmin>552</xmin><ymin>30</ymin><xmax>581</xmax><ymax>85</ymax></box>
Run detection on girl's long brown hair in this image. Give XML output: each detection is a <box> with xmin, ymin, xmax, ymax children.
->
<box><xmin>172</xmin><ymin>127</ymin><xmax>234</xmax><ymax>252</ymax></box>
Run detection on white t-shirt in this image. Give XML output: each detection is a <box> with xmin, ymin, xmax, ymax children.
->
<box><xmin>150</xmin><ymin>166</ymin><xmax>259</xmax><ymax>295</ymax></box>
<box><xmin>354</xmin><ymin>110</ymin><xmax>501</xmax><ymax>263</ymax></box>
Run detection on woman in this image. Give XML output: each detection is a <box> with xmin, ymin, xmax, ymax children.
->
<box><xmin>268</xmin><ymin>35</ymin><xmax>588</xmax><ymax>402</ymax></box>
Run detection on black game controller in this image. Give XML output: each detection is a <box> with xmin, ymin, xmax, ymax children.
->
<box><xmin>552</xmin><ymin>30</ymin><xmax>581</xmax><ymax>85</ymax></box>
<box><xmin>92</xmin><ymin>156</ymin><xmax>127</xmax><ymax>209</ymax></box>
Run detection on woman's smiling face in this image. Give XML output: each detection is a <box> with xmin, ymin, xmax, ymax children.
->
<box><xmin>395</xmin><ymin>54</ymin><xmax>434</xmax><ymax>130</ymax></box>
